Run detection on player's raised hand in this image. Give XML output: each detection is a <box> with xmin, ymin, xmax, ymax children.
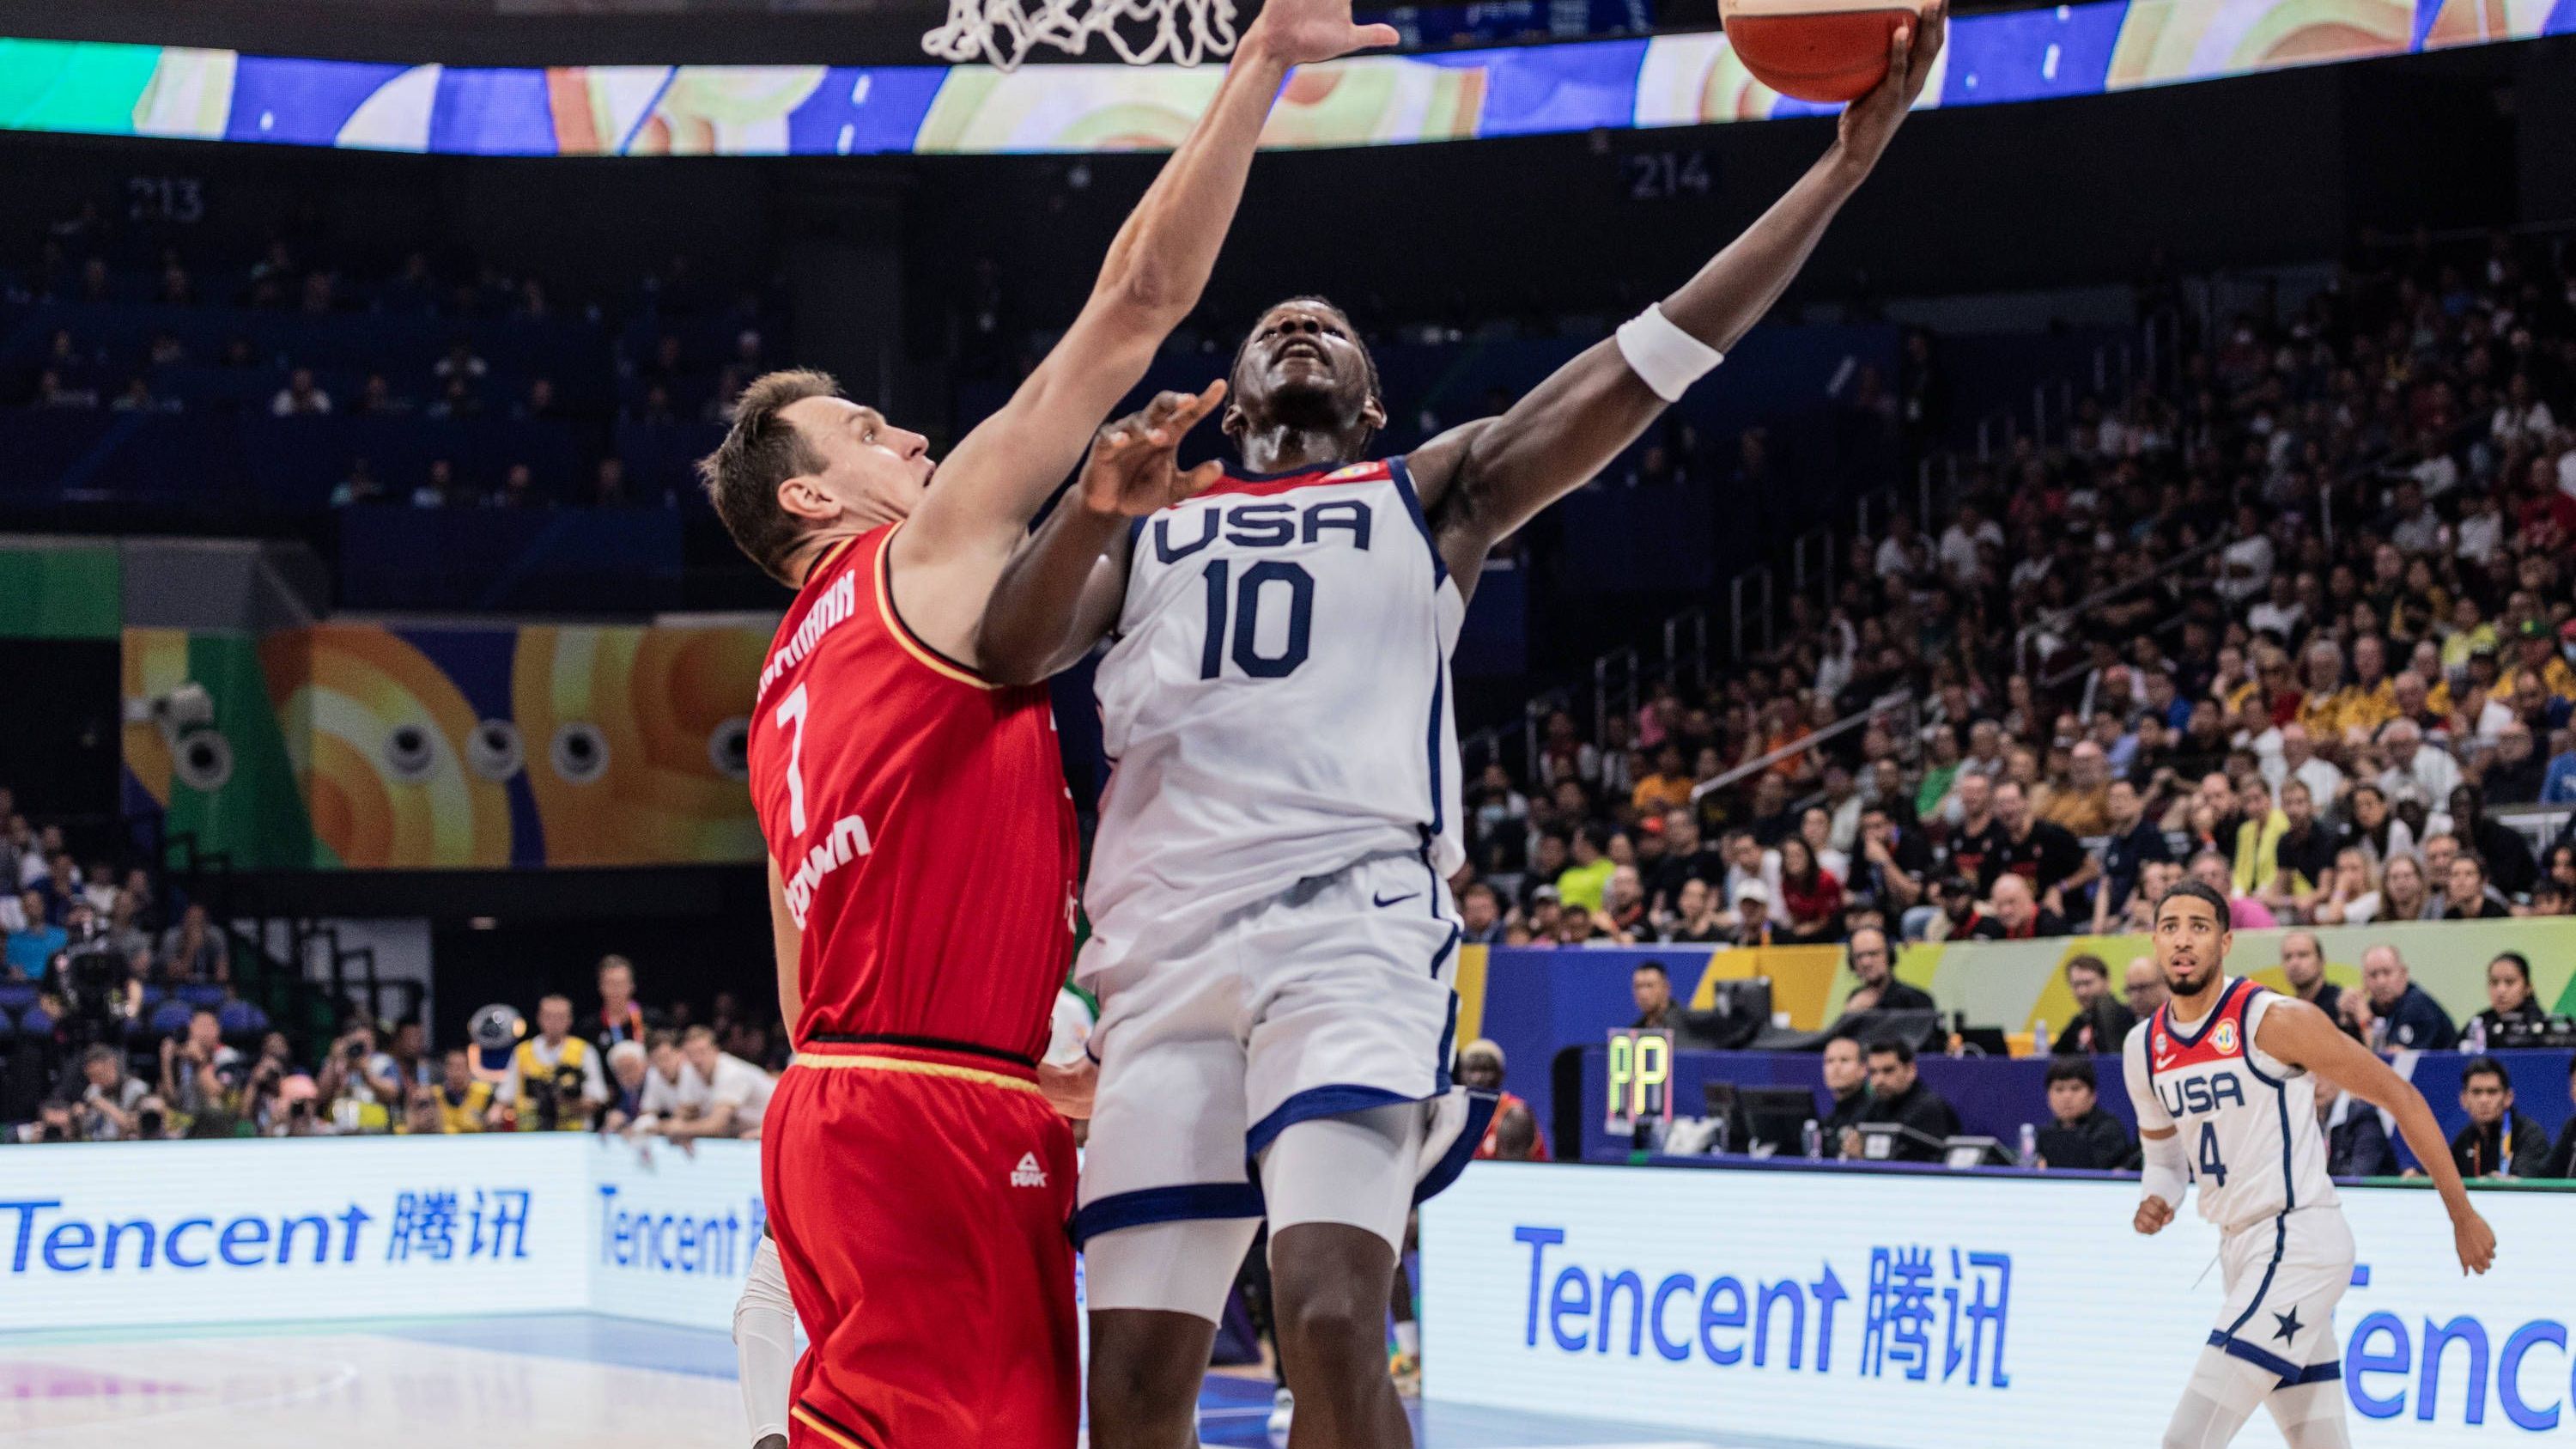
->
<box><xmin>1077</xmin><ymin>381</ymin><xmax>1230</xmax><ymax>520</ymax></box>
<box><xmin>2452</xmin><ymin>1204</ymin><xmax>2496</xmax><ymax>1275</ymax></box>
<box><xmin>1242</xmin><ymin>0</ymin><xmax>1401</xmax><ymax>68</ymax></box>
<box><xmin>2133</xmin><ymin>1195</ymin><xmax>2175</xmax><ymax>1236</ymax></box>
<box><xmin>1836</xmin><ymin>0</ymin><xmax>1945</xmax><ymax>173</ymax></box>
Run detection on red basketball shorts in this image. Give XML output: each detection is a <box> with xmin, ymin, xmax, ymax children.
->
<box><xmin>762</xmin><ymin>1040</ymin><xmax>1078</xmax><ymax>1449</ymax></box>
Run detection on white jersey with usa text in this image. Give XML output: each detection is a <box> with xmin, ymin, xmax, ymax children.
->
<box><xmin>1084</xmin><ymin>458</ymin><xmax>1466</xmax><ymax>962</ymax></box>
<box><xmin>2124</xmin><ymin>977</ymin><xmax>2340</xmax><ymax>1235</ymax></box>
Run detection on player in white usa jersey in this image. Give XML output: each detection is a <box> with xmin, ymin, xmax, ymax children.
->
<box><xmin>976</xmin><ymin>15</ymin><xmax>1949</xmax><ymax>1447</ymax></box>
<box><xmin>2127</xmin><ymin>880</ymin><xmax>2495</xmax><ymax>1449</ymax></box>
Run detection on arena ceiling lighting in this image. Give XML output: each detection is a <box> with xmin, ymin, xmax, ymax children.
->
<box><xmin>0</xmin><ymin>0</ymin><xmax>2564</xmax><ymax>156</ymax></box>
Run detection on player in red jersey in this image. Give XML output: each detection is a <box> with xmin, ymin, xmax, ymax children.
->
<box><xmin>696</xmin><ymin>2</ymin><xmax>1400</xmax><ymax>1445</ymax></box>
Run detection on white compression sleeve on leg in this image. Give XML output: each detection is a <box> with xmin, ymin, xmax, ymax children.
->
<box><xmin>734</xmin><ymin>1233</ymin><xmax>798</xmax><ymax>1447</ymax></box>
<box><xmin>2161</xmin><ymin>1345</ymin><xmax>2274</xmax><ymax>1449</ymax></box>
<box><xmin>1613</xmin><ymin>304</ymin><xmax>1724</xmax><ymax>403</ymax></box>
<box><xmin>2141</xmin><ymin>1129</ymin><xmax>2190</xmax><ymax>1210</ymax></box>
<box><xmin>2265</xmin><ymin>1379</ymin><xmax>2354</xmax><ymax>1449</ymax></box>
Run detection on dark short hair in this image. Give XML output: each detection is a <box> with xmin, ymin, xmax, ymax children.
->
<box><xmin>697</xmin><ymin>368</ymin><xmax>838</xmax><ymax>581</ymax></box>
<box><xmin>2156</xmin><ymin>879</ymin><xmax>2231</xmax><ymax>927</ymax></box>
<box><xmin>1867</xmin><ymin>1036</ymin><xmax>1916</xmax><ymax>1065</ymax></box>
<box><xmin>1460</xmin><ymin>881</ymin><xmax>1498</xmax><ymax>904</ymax></box>
<box><xmin>2044</xmin><ymin>1056</ymin><xmax>2098</xmax><ymax>1090</ymax></box>
<box><xmin>2064</xmin><ymin>953</ymin><xmax>2109</xmax><ymax>983</ymax></box>
<box><xmin>2490</xmin><ymin>951</ymin><xmax>2531</xmax><ymax>986</ymax></box>
<box><xmin>2460</xmin><ymin>1055</ymin><xmax>2509</xmax><ymax>1091</ymax></box>
<box><xmin>1632</xmin><ymin>960</ymin><xmax>1669</xmax><ymax>980</ymax></box>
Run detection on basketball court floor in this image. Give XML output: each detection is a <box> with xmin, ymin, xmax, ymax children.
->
<box><xmin>0</xmin><ymin>1312</ymin><xmax>1843</xmax><ymax>1448</ymax></box>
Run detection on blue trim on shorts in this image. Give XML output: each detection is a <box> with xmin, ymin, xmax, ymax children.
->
<box><xmin>1414</xmin><ymin>1087</ymin><xmax>1498</xmax><ymax>1205</ymax></box>
<box><xmin>2222</xmin><ymin>1214</ymin><xmax>2288</xmax><ymax>1342</ymax></box>
<box><xmin>1245</xmin><ymin>1083</ymin><xmax>1419</xmax><ymax>1160</ymax></box>
<box><xmin>1072</xmin><ymin>1182</ymin><xmax>1267</xmax><ymax>1247</ymax></box>
<box><xmin>2207</xmin><ymin>1332</ymin><xmax>2337</xmax><ymax>1388</ymax></box>
<box><xmin>1434</xmin><ymin>994</ymin><xmax>1460</xmax><ymax>1093</ymax></box>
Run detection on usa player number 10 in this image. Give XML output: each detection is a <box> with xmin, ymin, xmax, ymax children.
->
<box><xmin>1198</xmin><ymin>560</ymin><xmax>1315</xmax><ymax>680</ymax></box>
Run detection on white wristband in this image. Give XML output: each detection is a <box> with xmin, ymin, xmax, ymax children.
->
<box><xmin>1614</xmin><ymin>303</ymin><xmax>1724</xmax><ymax>403</ymax></box>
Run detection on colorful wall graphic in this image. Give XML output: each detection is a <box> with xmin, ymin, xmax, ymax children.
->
<box><xmin>0</xmin><ymin>0</ymin><xmax>2563</xmax><ymax>159</ymax></box>
<box><xmin>122</xmin><ymin>621</ymin><xmax>769</xmax><ymax>870</ymax></box>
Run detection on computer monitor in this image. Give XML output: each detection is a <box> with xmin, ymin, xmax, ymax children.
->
<box><xmin>1941</xmin><ymin>1135</ymin><xmax>2014</xmax><ymax>1169</ymax></box>
<box><xmin>1738</xmin><ymin>1086</ymin><xmax>1822</xmax><ymax>1153</ymax></box>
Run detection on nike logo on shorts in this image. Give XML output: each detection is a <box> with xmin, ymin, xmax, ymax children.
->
<box><xmin>1372</xmin><ymin>891</ymin><xmax>1421</xmax><ymax>909</ymax></box>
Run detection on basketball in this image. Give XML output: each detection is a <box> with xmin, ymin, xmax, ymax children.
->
<box><xmin>1719</xmin><ymin>0</ymin><xmax>1923</xmax><ymax>104</ymax></box>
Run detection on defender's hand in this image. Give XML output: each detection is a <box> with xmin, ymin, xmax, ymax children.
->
<box><xmin>2453</xmin><ymin>1206</ymin><xmax>2496</xmax><ymax>1275</ymax></box>
<box><xmin>1077</xmin><ymin>382</ymin><xmax>1229</xmax><ymax>521</ymax></box>
<box><xmin>1040</xmin><ymin>1057</ymin><xmax>1097</xmax><ymax>1121</ymax></box>
<box><xmin>1243</xmin><ymin>0</ymin><xmax>1400</xmax><ymax>67</ymax></box>
<box><xmin>1836</xmin><ymin>1</ymin><xmax>1945</xmax><ymax>172</ymax></box>
<box><xmin>2134</xmin><ymin>1196</ymin><xmax>2175</xmax><ymax>1235</ymax></box>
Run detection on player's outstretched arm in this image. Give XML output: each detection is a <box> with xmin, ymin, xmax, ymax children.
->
<box><xmin>2257</xmin><ymin>996</ymin><xmax>2498</xmax><ymax>1275</ymax></box>
<box><xmin>896</xmin><ymin>0</ymin><xmax>1395</xmax><ymax>617</ymax></box>
<box><xmin>1405</xmin><ymin>5</ymin><xmax>1944</xmax><ymax>582</ymax></box>
<box><xmin>978</xmin><ymin>382</ymin><xmax>1229</xmax><ymax>684</ymax></box>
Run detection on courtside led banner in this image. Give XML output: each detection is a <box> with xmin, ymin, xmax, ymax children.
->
<box><xmin>1423</xmin><ymin>1161</ymin><xmax>2576</xmax><ymax>1446</ymax></box>
<box><xmin>0</xmin><ymin>1135</ymin><xmax>763</xmax><ymax>1331</ymax></box>
<box><xmin>0</xmin><ymin>0</ymin><xmax>2566</xmax><ymax>157</ymax></box>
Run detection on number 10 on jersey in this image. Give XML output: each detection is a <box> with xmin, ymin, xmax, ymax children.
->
<box><xmin>1199</xmin><ymin>560</ymin><xmax>1314</xmax><ymax>679</ymax></box>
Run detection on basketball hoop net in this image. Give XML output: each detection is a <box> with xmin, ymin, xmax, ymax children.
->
<box><xmin>922</xmin><ymin>0</ymin><xmax>1240</xmax><ymax>70</ymax></box>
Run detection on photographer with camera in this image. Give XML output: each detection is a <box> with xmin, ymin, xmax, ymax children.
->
<box><xmin>496</xmin><ymin>995</ymin><xmax>606</xmax><ymax>1132</ymax></box>
<box><xmin>315</xmin><ymin>1020</ymin><xmax>409</xmax><ymax>1133</ymax></box>
<box><xmin>12</xmin><ymin>1100</ymin><xmax>81</xmax><ymax>1143</ymax></box>
<box><xmin>411</xmin><ymin>1047</ymin><xmax>494</xmax><ymax>1133</ymax></box>
<box><xmin>159</xmin><ymin>1007</ymin><xmax>242</xmax><ymax>1117</ymax></box>
<box><xmin>66</xmin><ymin>1044</ymin><xmax>149</xmax><ymax>1140</ymax></box>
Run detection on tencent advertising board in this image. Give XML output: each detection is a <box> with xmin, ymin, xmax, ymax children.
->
<box><xmin>1422</xmin><ymin>1163</ymin><xmax>2576</xmax><ymax>1446</ymax></box>
<box><xmin>0</xmin><ymin>1136</ymin><xmax>766</xmax><ymax>1330</ymax></box>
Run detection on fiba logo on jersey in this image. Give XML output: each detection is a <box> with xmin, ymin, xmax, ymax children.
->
<box><xmin>2208</xmin><ymin>1020</ymin><xmax>2238</xmax><ymax>1054</ymax></box>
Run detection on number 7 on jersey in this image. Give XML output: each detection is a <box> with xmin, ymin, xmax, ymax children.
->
<box><xmin>775</xmin><ymin>682</ymin><xmax>811</xmax><ymax>837</ymax></box>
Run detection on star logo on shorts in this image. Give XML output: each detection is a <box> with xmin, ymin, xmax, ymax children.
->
<box><xmin>2271</xmin><ymin>1306</ymin><xmax>2304</xmax><ymax>1343</ymax></box>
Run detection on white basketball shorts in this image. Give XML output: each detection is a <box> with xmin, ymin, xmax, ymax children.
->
<box><xmin>2207</xmin><ymin>1206</ymin><xmax>2355</xmax><ymax>1389</ymax></box>
<box><xmin>1071</xmin><ymin>849</ymin><xmax>1489</xmax><ymax>1251</ymax></box>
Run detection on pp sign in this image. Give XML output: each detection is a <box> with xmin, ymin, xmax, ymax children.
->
<box><xmin>1603</xmin><ymin>1027</ymin><xmax>1674</xmax><ymax>1136</ymax></box>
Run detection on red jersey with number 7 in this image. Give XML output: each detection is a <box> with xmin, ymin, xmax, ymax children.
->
<box><xmin>747</xmin><ymin>521</ymin><xmax>1079</xmax><ymax>1060</ymax></box>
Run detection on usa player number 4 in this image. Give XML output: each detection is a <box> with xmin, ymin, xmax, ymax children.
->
<box><xmin>2196</xmin><ymin>1120</ymin><xmax>2228</xmax><ymax>1186</ymax></box>
<box><xmin>1198</xmin><ymin>560</ymin><xmax>1315</xmax><ymax>680</ymax></box>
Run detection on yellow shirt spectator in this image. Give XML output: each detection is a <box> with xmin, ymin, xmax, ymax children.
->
<box><xmin>1557</xmin><ymin>857</ymin><xmax>1613</xmax><ymax>914</ymax></box>
<box><xmin>2233</xmin><ymin>808</ymin><xmax>2287</xmax><ymax>895</ymax></box>
<box><xmin>2498</xmin><ymin>656</ymin><xmax>2576</xmax><ymax>704</ymax></box>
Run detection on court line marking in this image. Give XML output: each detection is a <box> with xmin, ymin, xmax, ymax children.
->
<box><xmin>0</xmin><ymin>1341</ymin><xmax>359</xmax><ymax>1442</ymax></box>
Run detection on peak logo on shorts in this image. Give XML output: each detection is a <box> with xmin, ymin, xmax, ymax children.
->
<box><xmin>1011</xmin><ymin>1153</ymin><xmax>1048</xmax><ymax>1189</ymax></box>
